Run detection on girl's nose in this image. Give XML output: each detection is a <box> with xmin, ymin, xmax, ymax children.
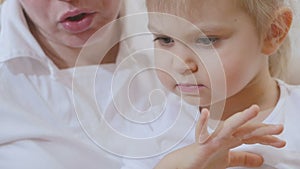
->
<box><xmin>172</xmin><ymin>57</ymin><xmax>198</xmax><ymax>75</ymax></box>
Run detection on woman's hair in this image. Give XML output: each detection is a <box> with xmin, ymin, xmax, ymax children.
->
<box><xmin>146</xmin><ymin>0</ymin><xmax>292</xmax><ymax>80</ymax></box>
<box><xmin>0</xmin><ymin>0</ymin><xmax>4</xmax><ymax>4</ymax></box>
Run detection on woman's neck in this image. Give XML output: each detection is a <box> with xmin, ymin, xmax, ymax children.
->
<box><xmin>39</xmin><ymin>38</ymin><xmax>120</xmax><ymax>69</ymax></box>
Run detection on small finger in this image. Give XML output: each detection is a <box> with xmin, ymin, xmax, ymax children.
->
<box><xmin>243</xmin><ymin>135</ymin><xmax>286</xmax><ymax>148</ymax></box>
<box><xmin>228</xmin><ymin>151</ymin><xmax>263</xmax><ymax>167</ymax></box>
<box><xmin>220</xmin><ymin>105</ymin><xmax>260</xmax><ymax>138</ymax></box>
<box><xmin>233</xmin><ymin>123</ymin><xmax>283</xmax><ymax>139</ymax></box>
<box><xmin>242</xmin><ymin>124</ymin><xmax>284</xmax><ymax>140</ymax></box>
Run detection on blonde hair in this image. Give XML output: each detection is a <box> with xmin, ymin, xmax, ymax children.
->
<box><xmin>146</xmin><ymin>0</ymin><xmax>292</xmax><ymax>80</ymax></box>
<box><xmin>236</xmin><ymin>0</ymin><xmax>292</xmax><ymax>80</ymax></box>
<box><xmin>0</xmin><ymin>0</ymin><xmax>4</xmax><ymax>4</ymax></box>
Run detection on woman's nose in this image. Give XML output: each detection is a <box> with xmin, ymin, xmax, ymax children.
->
<box><xmin>172</xmin><ymin>57</ymin><xmax>198</xmax><ymax>75</ymax></box>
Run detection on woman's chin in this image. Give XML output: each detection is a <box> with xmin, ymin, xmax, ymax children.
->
<box><xmin>64</xmin><ymin>38</ymin><xmax>89</xmax><ymax>48</ymax></box>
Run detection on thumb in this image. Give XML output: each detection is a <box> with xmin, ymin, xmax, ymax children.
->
<box><xmin>228</xmin><ymin>151</ymin><xmax>264</xmax><ymax>168</ymax></box>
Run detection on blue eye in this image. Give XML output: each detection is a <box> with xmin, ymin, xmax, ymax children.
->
<box><xmin>196</xmin><ymin>37</ymin><xmax>219</xmax><ymax>46</ymax></box>
<box><xmin>154</xmin><ymin>36</ymin><xmax>175</xmax><ymax>46</ymax></box>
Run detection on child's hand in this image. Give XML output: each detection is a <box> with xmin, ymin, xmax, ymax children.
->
<box><xmin>154</xmin><ymin>105</ymin><xmax>286</xmax><ymax>169</ymax></box>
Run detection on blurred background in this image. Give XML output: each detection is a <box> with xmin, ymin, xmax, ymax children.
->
<box><xmin>288</xmin><ymin>0</ymin><xmax>300</xmax><ymax>84</ymax></box>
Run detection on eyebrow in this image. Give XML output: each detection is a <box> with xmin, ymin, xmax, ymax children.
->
<box><xmin>148</xmin><ymin>23</ymin><xmax>199</xmax><ymax>39</ymax></box>
<box><xmin>148</xmin><ymin>21</ymin><xmax>231</xmax><ymax>38</ymax></box>
<box><xmin>195</xmin><ymin>23</ymin><xmax>231</xmax><ymax>34</ymax></box>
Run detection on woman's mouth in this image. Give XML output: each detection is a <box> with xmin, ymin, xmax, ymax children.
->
<box><xmin>60</xmin><ymin>10</ymin><xmax>97</xmax><ymax>34</ymax></box>
<box><xmin>65</xmin><ymin>13</ymin><xmax>89</xmax><ymax>22</ymax></box>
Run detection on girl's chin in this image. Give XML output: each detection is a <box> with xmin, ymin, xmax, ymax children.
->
<box><xmin>179</xmin><ymin>95</ymin><xmax>209</xmax><ymax>107</ymax></box>
<box><xmin>181</xmin><ymin>96</ymin><xmax>224</xmax><ymax>109</ymax></box>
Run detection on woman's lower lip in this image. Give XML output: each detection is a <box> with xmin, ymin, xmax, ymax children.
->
<box><xmin>176</xmin><ymin>84</ymin><xmax>205</xmax><ymax>94</ymax></box>
<box><xmin>60</xmin><ymin>13</ymin><xmax>96</xmax><ymax>34</ymax></box>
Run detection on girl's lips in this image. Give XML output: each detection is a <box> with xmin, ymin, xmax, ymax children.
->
<box><xmin>59</xmin><ymin>9</ymin><xmax>97</xmax><ymax>34</ymax></box>
<box><xmin>176</xmin><ymin>84</ymin><xmax>206</xmax><ymax>94</ymax></box>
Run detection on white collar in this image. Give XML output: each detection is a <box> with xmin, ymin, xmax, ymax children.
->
<box><xmin>0</xmin><ymin>0</ymin><xmax>49</xmax><ymax>64</ymax></box>
<box><xmin>0</xmin><ymin>0</ymin><xmax>152</xmax><ymax>73</ymax></box>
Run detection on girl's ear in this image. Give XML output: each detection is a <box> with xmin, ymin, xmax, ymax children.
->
<box><xmin>262</xmin><ymin>8</ymin><xmax>293</xmax><ymax>55</ymax></box>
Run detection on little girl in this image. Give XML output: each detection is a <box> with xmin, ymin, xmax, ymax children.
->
<box><xmin>144</xmin><ymin>0</ymin><xmax>300</xmax><ymax>168</ymax></box>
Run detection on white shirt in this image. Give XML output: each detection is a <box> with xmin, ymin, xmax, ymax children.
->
<box><xmin>122</xmin><ymin>80</ymin><xmax>300</xmax><ymax>169</ymax></box>
<box><xmin>120</xmin><ymin>93</ymin><xmax>199</xmax><ymax>168</ymax></box>
<box><xmin>0</xmin><ymin>0</ymin><xmax>159</xmax><ymax>169</ymax></box>
<box><xmin>229</xmin><ymin>80</ymin><xmax>300</xmax><ymax>169</ymax></box>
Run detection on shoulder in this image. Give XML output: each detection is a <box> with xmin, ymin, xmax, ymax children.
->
<box><xmin>278</xmin><ymin>80</ymin><xmax>300</xmax><ymax>97</ymax></box>
<box><xmin>277</xmin><ymin>80</ymin><xmax>300</xmax><ymax>117</ymax></box>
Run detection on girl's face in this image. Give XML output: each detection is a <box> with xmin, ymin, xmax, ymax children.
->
<box><xmin>149</xmin><ymin>0</ymin><xmax>270</xmax><ymax>107</ymax></box>
<box><xmin>19</xmin><ymin>0</ymin><xmax>122</xmax><ymax>48</ymax></box>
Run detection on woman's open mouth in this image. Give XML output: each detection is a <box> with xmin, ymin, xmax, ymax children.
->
<box><xmin>60</xmin><ymin>10</ymin><xmax>97</xmax><ymax>34</ymax></box>
<box><xmin>66</xmin><ymin>13</ymin><xmax>89</xmax><ymax>22</ymax></box>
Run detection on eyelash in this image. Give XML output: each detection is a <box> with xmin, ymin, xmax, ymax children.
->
<box><xmin>153</xmin><ymin>36</ymin><xmax>220</xmax><ymax>47</ymax></box>
<box><xmin>153</xmin><ymin>36</ymin><xmax>175</xmax><ymax>47</ymax></box>
<box><xmin>196</xmin><ymin>37</ymin><xmax>219</xmax><ymax>46</ymax></box>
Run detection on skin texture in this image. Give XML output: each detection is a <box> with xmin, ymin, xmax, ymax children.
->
<box><xmin>150</xmin><ymin>0</ymin><xmax>292</xmax><ymax>120</ymax></box>
<box><xmin>19</xmin><ymin>0</ymin><xmax>122</xmax><ymax>68</ymax></box>
<box><xmin>16</xmin><ymin>0</ymin><xmax>291</xmax><ymax>168</ymax></box>
<box><xmin>20</xmin><ymin>0</ymin><xmax>121</xmax><ymax>47</ymax></box>
<box><xmin>148</xmin><ymin>0</ymin><xmax>292</xmax><ymax>168</ymax></box>
<box><xmin>154</xmin><ymin>105</ymin><xmax>285</xmax><ymax>169</ymax></box>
